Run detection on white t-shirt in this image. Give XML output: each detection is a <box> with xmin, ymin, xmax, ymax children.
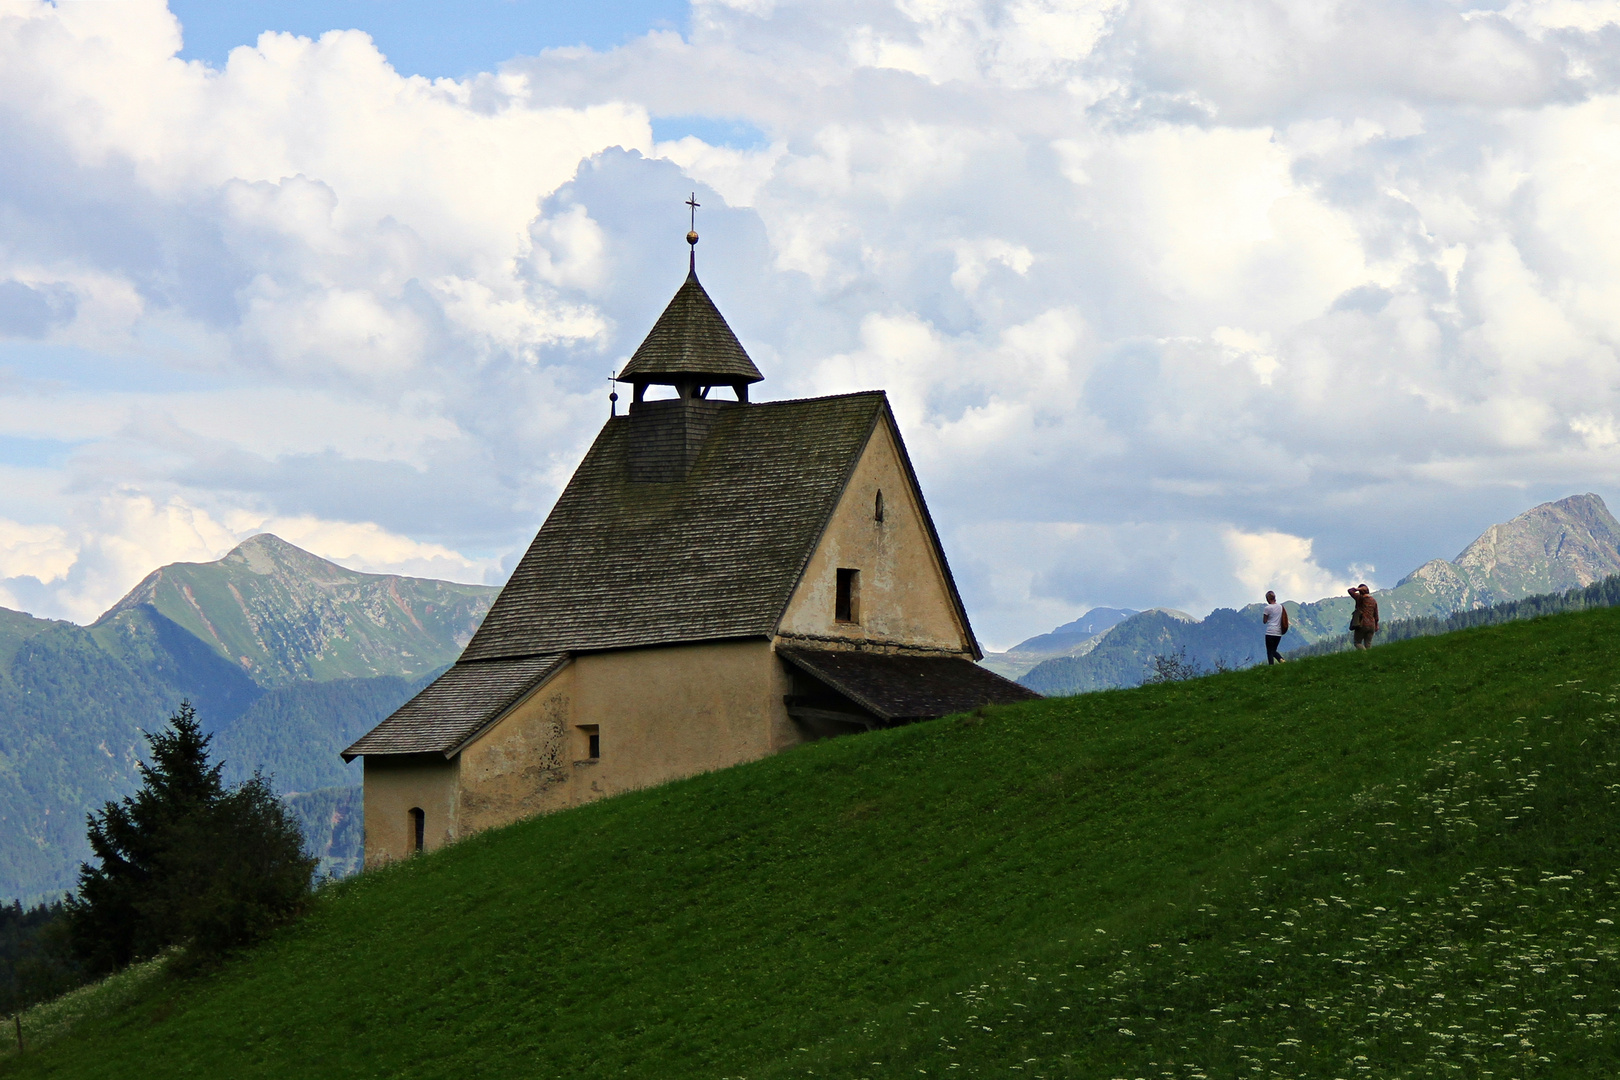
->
<box><xmin>1262</xmin><ymin>602</ymin><xmax>1284</xmax><ymax>635</ymax></box>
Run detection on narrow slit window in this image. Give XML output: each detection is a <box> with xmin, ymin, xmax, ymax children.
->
<box><xmin>835</xmin><ymin>568</ymin><xmax>860</xmax><ymax>624</ymax></box>
<box><xmin>874</xmin><ymin>490</ymin><xmax>885</xmax><ymax>522</ymax></box>
<box><xmin>579</xmin><ymin>724</ymin><xmax>600</xmax><ymax>760</ymax></box>
<box><xmin>409</xmin><ymin>807</ymin><xmax>425</xmax><ymax>853</ymax></box>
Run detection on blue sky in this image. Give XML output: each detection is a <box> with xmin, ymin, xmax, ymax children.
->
<box><xmin>2</xmin><ymin>0</ymin><xmax>1620</xmax><ymax>647</ymax></box>
<box><xmin>168</xmin><ymin>1</ymin><xmax>689</xmax><ymax>78</ymax></box>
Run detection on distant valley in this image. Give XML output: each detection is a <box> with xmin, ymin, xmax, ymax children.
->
<box><xmin>993</xmin><ymin>493</ymin><xmax>1620</xmax><ymax>696</ymax></box>
<box><xmin>0</xmin><ymin>535</ymin><xmax>496</xmax><ymax>900</ymax></box>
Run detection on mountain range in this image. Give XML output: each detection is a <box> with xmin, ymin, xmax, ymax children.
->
<box><xmin>979</xmin><ymin>607</ymin><xmax>1137</xmax><ymax>680</ymax></box>
<box><xmin>1005</xmin><ymin>493</ymin><xmax>1620</xmax><ymax>695</ymax></box>
<box><xmin>0</xmin><ymin>535</ymin><xmax>496</xmax><ymax>900</ymax></box>
<box><xmin>2</xmin><ymin>492</ymin><xmax>1614</xmax><ymax>901</ymax></box>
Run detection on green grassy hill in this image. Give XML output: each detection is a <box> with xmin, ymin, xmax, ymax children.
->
<box><xmin>7</xmin><ymin>608</ymin><xmax>1620</xmax><ymax>1078</ymax></box>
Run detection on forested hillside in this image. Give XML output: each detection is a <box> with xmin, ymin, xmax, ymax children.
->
<box><xmin>0</xmin><ymin>535</ymin><xmax>492</xmax><ymax>902</ymax></box>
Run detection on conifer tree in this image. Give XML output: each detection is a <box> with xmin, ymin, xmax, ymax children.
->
<box><xmin>67</xmin><ymin>702</ymin><xmax>315</xmax><ymax>973</ymax></box>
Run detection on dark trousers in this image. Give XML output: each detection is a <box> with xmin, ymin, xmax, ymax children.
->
<box><xmin>1265</xmin><ymin>635</ymin><xmax>1283</xmax><ymax>664</ymax></box>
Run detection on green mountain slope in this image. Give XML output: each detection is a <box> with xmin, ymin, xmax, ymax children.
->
<box><xmin>285</xmin><ymin>786</ymin><xmax>363</xmax><ymax>881</ymax></box>
<box><xmin>1023</xmin><ymin>492</ymin><xmax>1620</xmax><ymax>694</ymax></box>
<box><xmin>979</xmin><ymin>607</ymin><xmax>1137</xmax><ymax>680</ymax></box>
<box><xmin>102</xmin><ymin>534</ymin><xmax>496</xmax><ymax>686</ymax></box>
<box><xmin>0</xmin><ymin>605</ymin><xmax>261</xmax><ymax>901</ymax></box>
<box><xmin>210</xmin><ymin>674</ymin><xmax>437</xmax><ymax>794</ymax></box>
<box><xmin>1023</xmin><ymin>607</ymin><xmax>1255</xmax><ymax>694</ymax></box>
<box><xmin>8</xmin><ymin>607</ymin><xmax>1618</xmax><ymax>1078</ymax></box>
<box><xmin>0</xmin><ymin>612</ymin><xmax>430</xmax><ymax>900</ymax></box>
<box><xmin>0</xmin><ymin>531</ymin><xmax>483</xmax><ymax>901</ymax></box>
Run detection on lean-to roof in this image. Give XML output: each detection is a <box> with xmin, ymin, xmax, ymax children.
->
<box><xmin>342</xmin><ymin>654</ymin><xmax>566</xmax><ymax>759</ymax></box>
<box><xmin>778</xmin><ymin>647</ymin><xmax>1040</xmax><ymax>722</ymax></box>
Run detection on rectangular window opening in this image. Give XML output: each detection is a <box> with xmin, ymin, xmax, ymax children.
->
<box><xmin>835</xmin><ymin>567</ymin><xmax>861</xmax><ymax>624</ymax></box>
<box><xmin>579</xmin><ymin>724</ymin><xmax>600</xmax><ymax>761</ymax></box>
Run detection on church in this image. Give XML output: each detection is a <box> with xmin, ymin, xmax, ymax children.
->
<box><xmin>344</xmin><ymin>224</ymin><xmax>1038</xmax><ymax>867</ymax></box>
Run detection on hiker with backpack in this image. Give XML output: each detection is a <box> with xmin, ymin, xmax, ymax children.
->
<box><xmin>1349</xmin><ymin>584</ymin><xmax>1379</xmax><ymax>649</ymax></box>
<box><xmin>1262</xmin><ymin>590</ymin><xmax>1289</xmax><ymax>664</ymax></box>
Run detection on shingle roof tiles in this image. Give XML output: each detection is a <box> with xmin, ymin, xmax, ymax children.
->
<box><xmin>616</xmin><ymin>272</ymin><xmax>763</xmax><ymax>385</ymax></box>
<box><xmin>341</xmin><ymin>654</ymin><xmax>566</xmax><ymax>758</ymax></box>
<box><xmin>460</xmin><ymin>392</ymin><xmax>890</xmax><ymax>660</ymax></box>
<box><xmin>778</xmin><ymin>647</ymin><xmax>1041</xmax><ymax>721</ymax></box>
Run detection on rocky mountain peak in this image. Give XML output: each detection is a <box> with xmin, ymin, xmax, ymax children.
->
<box><xmin>223</xmin><ymin>533</ymin><xmax>346</xmax><ymax>578</ymax></box>
<box><xmin>1452</xmin><ymin>493</ymin><xmax>1620</xmax><ymax>584</ymax></box>
<box><xmin>98</xmin><ymin>535</ymin><xmax>498</xmax><ymax>687</ymax></box>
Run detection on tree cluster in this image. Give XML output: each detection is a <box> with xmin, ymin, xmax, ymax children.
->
<box><xmin>0</xmin><ymin>901</ymin><xmax>83</xmax><ymax>1015</ymax></box>
<box><xmin>66</xmin><ymin>702</ymin><xmax>315</xmax><ymax>974</ymax></box>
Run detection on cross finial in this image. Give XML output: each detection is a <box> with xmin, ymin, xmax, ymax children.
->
<box><xmin>685</xmin><ymin>193</ymin><xmax>700</xmax><ymax>274</ymax></box>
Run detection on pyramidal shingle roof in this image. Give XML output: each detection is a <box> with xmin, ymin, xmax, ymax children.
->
<box><xmin>616</xmin><ymin>271</ymin><xmax>763</xmax><ymax>385</ymax></box>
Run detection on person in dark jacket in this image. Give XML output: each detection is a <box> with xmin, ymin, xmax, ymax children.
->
<box><xmin>1349</xmin><ymin>584</ymin><xmax>1379</xmax><ymax>649</ymax></box>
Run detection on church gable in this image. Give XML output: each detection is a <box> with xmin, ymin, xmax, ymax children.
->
<box><xmin>776</xmin><ymin>413</ymin><xmax>976</xmax><ymax>655</ymax></box>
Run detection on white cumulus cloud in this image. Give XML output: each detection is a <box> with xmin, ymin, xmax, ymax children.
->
<box><xmin>2</xmin><ymin>0</ymin><xmax>1620</xmax><ymax>649</ymax></box>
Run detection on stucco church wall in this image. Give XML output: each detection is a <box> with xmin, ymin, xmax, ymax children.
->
<box><xmin>778</xmin><ymin>417</ymin><xmax>971</xmax><ymax>653</ymax></box>
<box><xmin>567</xmin><ymin>639</ymin><xmax>794</xmax><ymax>801</ymax></box>
<box><xmin>372</xmin><ymin>640</ymin><xmax>793</xmax><ymax>864</ymax></box>
<box><xmin>362</xmin><ymin>753</ymin><xmax>460</xmax><ymax>869</ymax></box>
<box><xmin>457</xmin><ymin>664</ymin><xmax>576</xmax><ymax>835</ymax></box>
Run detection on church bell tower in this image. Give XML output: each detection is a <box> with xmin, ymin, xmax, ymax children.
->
<box><xmin>614</xmin><ymin>198</ymin><xmax>763</xmax><ymax>482</ymax></box>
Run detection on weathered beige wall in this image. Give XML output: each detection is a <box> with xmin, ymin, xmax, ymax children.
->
<box><xmin>361</xmin><ymin>754</ymin><xmax>460</xmax><ymax>869</ymax></box>
<box><xmin>777</xmin><ymin>417</ymin><xmax>972</xmax><ymax>653</ymax></box>
<box><xmin>457</xmin><ymin>664</ymin><xmax>575</xmax><ymax>834</ymax></box>
<box><xmin>363</xmin><ymin>640</ymin><xmax>797</xmax><ymax>866</ymax></box>
<box><xmin>566</xmin><ymin>639</ymin><xmax>795</xmax><ymax>803</ymax></box>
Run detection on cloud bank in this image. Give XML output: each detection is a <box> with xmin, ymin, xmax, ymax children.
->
<box><xmin>2</xmin><ymin>0</ymin><xmax>1619</xmax><ymax>645</ymax></box>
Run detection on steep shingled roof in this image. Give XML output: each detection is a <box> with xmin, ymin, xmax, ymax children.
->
<box><xmin>343</xmin><ymin>654</ymin><xmax>567</xmax><ymax>758</ymax></box>
<box><xmin>615</xmin><ymin>272</ymin><xmax>763</xmax><ymax>385</ymax></box>
<box><xmin>462</xmin><ymin>392</ymin><xmax>912</xmax><ymax>659</ymax></box>
<box><xmin>348</xmin><ymin>390</ymin><xmax>985</xmax><ymax>758</ymax></box>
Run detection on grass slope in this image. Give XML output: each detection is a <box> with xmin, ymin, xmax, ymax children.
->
<box><xmin>7</xmin><ymin>610</ymin><xmax>1620</xmax><ymax>1078</ymax></box>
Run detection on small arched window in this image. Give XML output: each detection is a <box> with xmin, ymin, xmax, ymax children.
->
<box><xmin>874</xmin><ymin>490</ymin><xmax>885</xmax><ymax>523</ymax></box>
<box><xmin>409</xmin><ymin>807</ymin><xmax>425</xmax><ymax>854</ymax></box>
